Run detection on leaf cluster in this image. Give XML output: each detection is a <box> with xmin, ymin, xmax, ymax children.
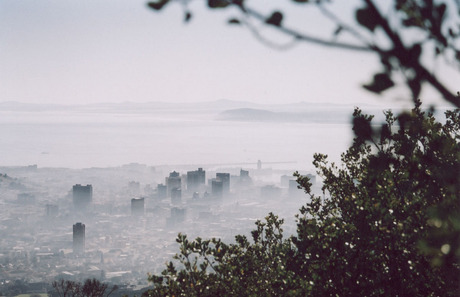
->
<box><xmin>145</xmin><ymin>103</ymin><xmax>459</xmax><ymax>296</ymax></box>
<box><xmin>294</xmin><ymin>101</ymin><xmax>460</xmax><ymax>296</ymax></box>
<box><xmin>52</xmin><ymin>279</ymin><xmax>118</xmax><ymax>297</ymax></box>
<box><xmin>143</xmin><ymin>213</ymin><xmax>302</xmax><ymax>297</ymax></box>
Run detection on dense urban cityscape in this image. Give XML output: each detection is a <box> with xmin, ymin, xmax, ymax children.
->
<box><xmin>0</xmin><ymin>162</ymin><xmax>318</xmax><ymax>296</ymax></box>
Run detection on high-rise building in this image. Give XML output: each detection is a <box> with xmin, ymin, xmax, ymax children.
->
<box><xmin>166</xmin><ymin>171</ymin><xmax>181</xmax><ymax>197</ymax></box>
<box><xmin>131</xmin><ymin>197</ymin><xmax>145</xmax><ymax>216</ymax></box>
<box><xmin>128</xmin><ymin>181</ymin><xmax>141</xmax><ymax>195</ymax></box>
<box><xmin>240</xmin><ymin>169</ymin><xmax>249</xmax><ymax>178</ymax></box>
<box><xmin>187</xmin><ymin>168</ymin><xmax>205</xmax><ymax>192</ymax></box>
<box><xmin>73</xmin><ymin>222</ymin><xmax>85</xmax><ymax>254</ymax></box>
<box><xmin>45</xmin><ymin>204</ymin><xmax>59</xmax><ymax>217</ymax></box>
<box><xmin>239</xmin><ymin>169</ymin><xmax>252</xmax><ymax>186</ymax></box>
<box><xmin>280</xmin><ymin>175</ymin><xmax>294</xmax><ymax>188</ymax></box>
<box><xmin>73</xmin><ymin>184</ymin><xmax>92</xmax><ymax>210</ymax></box>
<box><xmin>261</xmin><ymin>185</ymin><xmax>282</xmax><ymax>200</ymax></box>
<box><xmin>216</xmin><ymin>173</ymin><xmax>230</xmax><ymax>194</ymax></box>
<box><xmin>211</xmin><ymin>179</ymin><xmax>223</xmax><ymax>199</ymax></box>
<box><xmin>167</xmin><ymin>207</ymin><xmax>186</xmax><ymax>226</ymax></box>
<box><xmin>171</xmin><ymin>188</ymin><xmax>182</xmax><ymax>204</ymax></box>
<box><xmin>157</xmin><ymin>184</ymin><xmax>167</xmax><ymax>199</ymax></box>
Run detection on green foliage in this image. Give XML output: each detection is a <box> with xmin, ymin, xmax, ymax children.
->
<box><xmin>294</xmin><ymin>101</ymin><xmax>460</xmax><ymax>296</ymax></box>
<box><xmin>356</xmin><ymin>6</ymin><xmax>380</xmax><ymax>32</ymax></box>
<box><xmin>362</xmin><ymin>72</ymin><xmax>395</xmax><ymax>94</ymax></box>
<box><xmin>207</xmin><ymin>0</ymin><xmax>230</xmax><ymax>9</ymax></box>
<box><xmin>52</xmin><ymin>279</ymin><xmax>118</xmax><ymax>297</ymax></box>
<box><xmin>144</xmin><ymin>213</ymin><xmax>299</xmax><ymax>296</ymax></box>
<box><xmin>144</xmin><ymin>104</ymin><xmax>459</xmax><ymax>296</ymax></box>
<box><xmin>142</xmin><ymin>1</ymin><xmax>460</xmax><ymax>294</ymax></box>
<box><xmin>265</xmin><ymin>11</ymin><xmax>284</xmax><ymax>27</ymax></box>
<box><xmin>147</xmin><ymin>0</ymin><xmax>169</xmax><ymax>11</ymax></box>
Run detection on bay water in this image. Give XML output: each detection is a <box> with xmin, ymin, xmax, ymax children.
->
<box><xmin>0</xmin><ymin>109</ymin><xmax>354</xmax><ymax>170</ymax></box>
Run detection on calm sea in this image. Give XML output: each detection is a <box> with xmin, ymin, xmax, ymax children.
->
<box><xmin>0</xmin><ymin>110</ymin><xmax>354</xmax><ymax>170</ymax></box>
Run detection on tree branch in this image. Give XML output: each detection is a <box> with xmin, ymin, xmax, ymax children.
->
<box><xmin>364</xmin><ymin>0</ymin><xmax>460</xmax><ymax>107</ymax></box>
<box><xmin>241</xmin><ymin>17</ymin><xmax>299</xmax><ymax>51</ymax></box>
<box><xmin>235</xmin><ymin>4</ymin><xmax>373</xmax><ymax>52</ymax></box>
<box><xmin>316</xmin><ymin>2</ymin><xmax>371</xmax><ymax>46</ymax></box>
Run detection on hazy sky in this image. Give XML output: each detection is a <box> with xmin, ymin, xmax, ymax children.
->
<box><xmin>1</xmin><ymin>0</ymin><xmax>458</xmax><ymax>107</ymax></box>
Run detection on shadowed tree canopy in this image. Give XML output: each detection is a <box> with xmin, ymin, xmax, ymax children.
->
<box><xmin>143</xmin><ymin>103</ymin><xmax>460</xmax><ymax>296</ymax></box>
<box><xmin>51</xmin><ymin>279</ymin><xmax>118</xmax><ymax>297</ymax></box>
<box><xmin>147</xmin><ymin>0</ymin><xmax>460</xmax><ymax>107</ymax></box>
<box><xmin>142</xmin><ymin>1</ymin><xmax>460</xmax><ymax>295</ymax></box>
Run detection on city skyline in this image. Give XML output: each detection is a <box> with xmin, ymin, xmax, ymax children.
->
<box><xmin>0</xmin><ymin>162</ymin><xmax>313</xmax><ymax>286</ymax></box>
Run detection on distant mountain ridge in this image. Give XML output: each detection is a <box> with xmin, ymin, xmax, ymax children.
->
<box><xmin>0</xmin><ymin>99</ymin><xmax>382</xmax><ymax>113</ymax></box>
<box><xmin>0</xmin><ymin>100</ymin><xmax>256</xmax><ymax>113</ymax></box>
<box><xmin>0</xmin><ymin>100</ymin><xmax>399</xmax><ymax>123</ymax></box>
<box><xmin>218</xmin><ymin>108</ymin><xmax>351</xmax><ymax>123</ymax></box>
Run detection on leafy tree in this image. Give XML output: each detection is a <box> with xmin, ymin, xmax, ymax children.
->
<box><xmin>144</xmin><ymin>1</ymin><xmax>460</xmax><ymax>295</ymax></box>
<box><xmin>143</xmin><ymin>213</ymin><xmax>299</xmax><ymax>296</ymax></box>
<box><xmin>143</xmin><ymin>103</ymin><xmax>459</xmax><ymax>296</ymax></box>
<box><xmin>147</xmin><ymin>0</ymin><xmax>460</xmax><ymax>107</ymax></box>
<box><xmin>52</xmin><ymin>279</ymin><xmax>118</xmax><ymax>297</ymax></box>
<box><xmin>292</xmin><ymin>101</ymin><xmax>459</xmax><ymax>296</ymax></box>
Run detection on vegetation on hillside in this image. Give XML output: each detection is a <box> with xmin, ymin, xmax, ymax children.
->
<box><xmin>51</xmin><ymin>279</ymin><xmax>118</xmax><ymax>297</ymax></box>
<box><xmin>142</xmin><ymin>102</ymin><xmax>459</xmax><ymax>296</ymax></box>
<box><xmin>47</xmin><ymin>2</ymin><xmax>460</xmax><ymax>296</ymax></box>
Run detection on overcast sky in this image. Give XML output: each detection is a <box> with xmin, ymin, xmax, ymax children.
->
<box><xmin>1</xmin><ymin>0</ymin><xmax>458</xmax><ymax>108</ymax></box>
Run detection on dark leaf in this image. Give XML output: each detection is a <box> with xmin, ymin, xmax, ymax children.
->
<box><xmin>401</xmin><ymin>43</ymin><xmax>421</xmax><ymax>65</ymax></box>
<box><xmin>436</xmin><ymin>3</ymin><xmax>446</xmax><ymax>20</ymax></box>
<box><xmin>208</xmin><ymin>0</ymin><xmax>230</xmax><ymax>8</ymax></box>
<box><xmin>408</xmin><ymin>43</ymin><xmax>422</xmax><ymax>63</ymax></box>
<box><xmin>292</xmin><ymin>0</ymin><xmax>310</xmax><ymax>2</ymax></box>
<box><xmin>356</xmin><ymin>6</ymin><xmax>379</xmax><ymax>32</ymax></box>
<box><xmin>403</xmin><ymin>17</ymin><xmax>419</xmax><ymax>27</ymax></box>
<box><xmin>397</xmin><ymin>112</ymin><xmax>411</xmax><ymax>131</ymax></box>
<box><xmin>380</xmin><ymin>123</ymin><xmax>391</xmax><ymax>143</ymax></box>
<box><xmin>228</xmin><ymin>18</ymin><xmax>241</xmax><ymax>25</ymax></box>
<box><xmin>420</xmin><ymin>6</ymin><xmax>431</xmax><ymax>20</ymax></box>
<box><xmin>353</xmin><ymin>116</ymin><xmax>373</xmax><ymax>140</ymax></box>
<box><xmin>435</xmin><ymin>47</ymin><xmax>442</xmax><ymax>56</ymax></box>
<box><xmin>408</xmin><ymin>79</ymin><xmax>421</xmax><ymax>100</ymax></box>
<box><xmin>184</xmin><ymin>11</ymin><xmax>192</xmax><ymax>23</ymax></box>
<box><xmin>147</xmin><ymin>0</ymin><xmax>169</xmax><ymax>11</ymax></box>
<box><xmin>363</xmin><ymin>73</ymin><xmax>394</xmax><ymax>94</ymax></box>
<box><xmin>265</xmin><ymin>11</ymin><xmax>283</xmax><ymax>27</ymax></box>
<box><xmin>363</xmin><ymin>73</ymin><xmax>395</xmax><ymax>94</ymax></box>
<box><xmin>380</xmin><ymin>53</ymin><xmax>392</xmax><ymax>71</ymax></box>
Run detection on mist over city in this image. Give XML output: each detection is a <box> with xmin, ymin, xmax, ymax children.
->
<box><xmin>0</xmin><ymin>99</ymin><xmax>350</xmax><ymax>294</ymax></box>
<box><xmin>1</xmin><ymin>0</ymin><xmax>459</xmax><ymax>296</ymax></box>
